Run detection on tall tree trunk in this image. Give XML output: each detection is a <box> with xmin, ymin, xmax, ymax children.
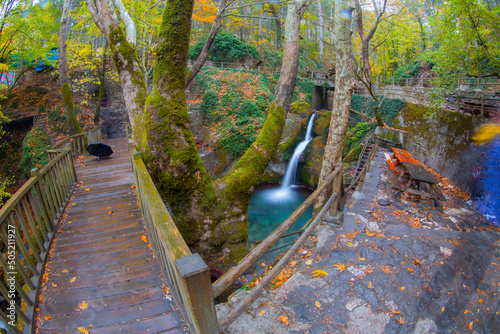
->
<box><xmin>59</xmin><ymin>0</ymin><xmax>83</xmax><ymax>134</ymax></box>
<box><xmin>316</xmin><ymin>0</ymin><xmax>355</xmax><ymax>209</ymax></box>
<box><xmin>86</xmin><ymin>0</ymin><xmax>147</xmax><ymax>144</ymax></box>
<box><xmin>186</xmin><ymin>0</ymin><xmax>228</xmax><ymax>86</ymax></box>
<box><xmin>269</xmin><ymin>4</ymin><xmax>282</xmax><ymax>49</ymax></box>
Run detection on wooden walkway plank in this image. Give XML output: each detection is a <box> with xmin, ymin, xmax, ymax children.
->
<box><xmin>35</xmin><ymin>137</ymin><xmax>189</xmax><ymax>333</ymax></box>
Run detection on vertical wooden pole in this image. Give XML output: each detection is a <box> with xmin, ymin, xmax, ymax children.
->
<box><xmin>175</xmin><ymin>254</ymin><xmax>219</xmax><ymax>334</ymax></box>
<box><xmin>329</xmin><ymin>162</ymin><xmax>343</xmax><ymax>217</ymax></box>
<box><xmin>480</xmin><ymin>95</ymin><xmax>485</xmax><ymax>117</ymax></box>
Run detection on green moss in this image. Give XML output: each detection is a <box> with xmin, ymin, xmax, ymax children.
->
<box><xmin>61</xmin><ymin>83</ymin><xmax>83</xmax><ymax>134</ymax></box>
<box><xmin>289</xmin><ymin>101</ymin><xmax>312</xmax><ymax>118</ymax></box>
<box><xmin>223</xmin><ymin>103</ymin><xmax>285</xmax><ymax>202</ymax></box>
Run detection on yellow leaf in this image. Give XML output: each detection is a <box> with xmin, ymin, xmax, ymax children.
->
<box><xmin>368</xmin><ymin>281</ymin><xmax>373</xmax><ymax>289</ymax></box>
<box><xmin>289</xmin><ymin>260</ymin><xmax>298</xmax><ymax>267</ymax></box>
<box><xmin>333</xmin><ymin>263</ymin><xmax>345</xmax><ymax>272</ymax></box>
<box><xmin>130</xmin><ymin>184</ymin><xmax>136</xmax><ymax>189</ymax></box>
<box><xmin>78</xmin><ymin>301</ymin><xmax>88</xmax><ymax>310</ymax></box>
<box><xmin>397</xmin><ymin>317</ymin><xmax>406</xmax><ymax>324</ymax></box>
<box><xmin>478</xmin><ymin>299</ymin><xmax>484</xmax><ymax>303</ymax></box>
<box><xmin>469</xmin><ymin>321</ymin><xmax>473</xmax><ymax>330</ymax></box>
<box><xmin>62</xmin><ymin>269</ymin><xmax>68</xmax><ymax>273</ymax></box>
<box><xmin>407</xmin><ymin>267</ymin><xmax>414</xmax><ymax>273</ymax></box>
<box><xmin>51</xmin><ymin>283</ymin><xmax>57</xmax><ymax>287</ymax></box>
<box><xmin>413</xmin><ymin>259</ymin><xmax>422</xmax><ymax>266</ymax></box>
<box><xmin>77</xmin><ymin>327</ymin><xmax>89</xmax><ymax>334</ymax></box>
<box><xmin>464</xmin><ymin>309</ymin><xmax>472</xmax><ymax>314</ymax></box>
<box><xmin>400</xmin><ymin>286</ymin><xmax>405</xmax><ymax>291</ymax></box>
<box><xmin>141</xmin><ymin>235</ymin><xmax>148</xmax><ymax>243</ymax></box>
<box><xmin>311</xmin><ymin>269</ymin><xmax>330</xmax><ymax>278</ymax></box>
<box><xmin>442</xmin><ymin>307</ymin><xmax>445</xmax><ymax>312</ymax></box>
<box><xmin>85</xmin><ymin>187</ymin><xmax>92</xmax><ymax>192</ymax></box>
<box><xmin>70</xmin><ymin>277</ymin><xmax>76</xmax><ymax>283</ymax></box>
<box><xmin>315</xmin><ymin>301</ymin><xmax>321</xmax><ymax>308</ymax></box>
<box><xmin>148</xmin><ymin>243</ymin><xmax>152</xmax><ymax>248</ymax></box>
<box><xmin>259</xmin><ymin>310</ymin><xmax>266</xmax><ymax>316</ymax></box>
<box><xmin>305</xmin><ymin>259</ymin><xmax>313</xmax><ymax>265</ymax></box>
<box><xmin>108</xmin><ymin>210</ymin><xmax>113</xmax><ymax>214</ymax></box>
<box><xmin>278</xmin><ymin>315</ymin><xmax>289</xmax><ymax>324</ymax></box>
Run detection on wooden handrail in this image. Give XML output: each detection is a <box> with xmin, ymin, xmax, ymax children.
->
<box><xmin>0</xmin><ymin>148</ymin><xmax>77</xmax><ymax>334</ymax></box>
<box><xmin>128</xmin><ymin>144</ymin><xmax>219</xmax><ymax>334</ymax></box>
<box><xmin>50</xmin><ymin>126</ymin><xmax>102</xmax><ymax>157</ymax></box>
<box><xmin>212</xmin><ymin>164</ymin><xmax>343</xmax><ymax>298</ymax></box>
<box><xmin>219</xmin><ymin>189</ymin><xmax>340</xmax><ymax>330</ymax></box>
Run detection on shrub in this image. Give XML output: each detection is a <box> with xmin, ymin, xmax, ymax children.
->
<box><xmin>200</xmin><ymin>90</ymin><xmax>219</xmax><ymax>122</ymax></box>
<box><xmin>20</xmin><ymin>128</ymin><xmax>51</xmax><ymax>177</ymax></box>
<box><xmin>188</xmin><ymin>32</ymin><xmax>260</xmax><ymax>63</ymax></box>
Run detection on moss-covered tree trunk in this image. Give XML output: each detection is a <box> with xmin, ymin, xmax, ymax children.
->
<box><xmin>59</xmin><ymin>0</ymin><xmax>83</xmax><ymax>135</ymax></box>
<box><xmin>316</xmin><ymin>0</ymin><xmax>355</xmax><ymax>209</ymax></box>
<box><xmin>87</xmin><ymin>0</ymin><xmax>312</xmax><ymax>267</ymax></box>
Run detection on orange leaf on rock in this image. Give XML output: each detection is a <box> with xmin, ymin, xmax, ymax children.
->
<box><xmin>278</xmin><ymin>315</ymin><xmax>289</xmax><ymax>324</ymax></box>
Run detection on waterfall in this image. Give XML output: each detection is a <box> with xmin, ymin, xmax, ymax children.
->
<box><xmin>280</xmin><ymin>113</ymin><xmax>316</xmax><ymax>189</ymax></box>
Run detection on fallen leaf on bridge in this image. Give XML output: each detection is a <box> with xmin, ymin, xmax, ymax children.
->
<box><xmin>397</xmin><ymin>317</ymin><xmax>406</xmax><ymax>324</ymax></box>
<box><xmin>70</xmin><ymin>277</ymin><xmax>76</xmax><ymax>283</ymax></box>
<box><xmin>289</xmin><ymin>260</ymin><xmax>298</xmax><ymax>267</ymax></box>
<box><xmin>141</xmin><ymin>235</ymin><xmax>148</xmax><ymax>243</ymax></box>
<box><xmin>413</xmin><ymin>259</ymin><xmax>422</xmax><ymax>266</ymax></box>
<box><xmin>108</xmin><ymin>211</ymin><xmax>113</xmax><ymax>214</ymax></box>
<box><xmin>79</xmin><ymin>301</ymin><xmax>88</xmax><ymax>310</ymax></box>
<box><xmin>77</xmin><ymin>328</ymin><xmax>89</xmax><ymax>334</ymax></box>
<box><xmin>315</xmin><ymin>301</ymin><xmax>321</xmax><ymax>308</ymax></box>
<box><xmin>130</xmin><ymin>184</ymin><xmax>136</xmax><ymax>189</ymax></box>
<box><xmin>85</xmin><ymin>187</ymin><xmax>92</xmax><ymax>192</ymax></box>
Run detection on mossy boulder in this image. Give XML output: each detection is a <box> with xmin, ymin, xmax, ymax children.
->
<box><xmin>397</xmin><ymin>103</ymin><xmax>487</xmax><ymax>193</ymax></box>
<box><xmin>313</xmin><ymin>109</ymin><xmax>332</xmax><ymax>138</ymax></box>
<box><xmin>289</xmin><ymin>101</ymin><xmax>314</xmax><ymax>119</ymax></box>
<box><xmin>298</xmin><ymin>136</ymin><xmax>326</xmax><ymax>187</ymax></box>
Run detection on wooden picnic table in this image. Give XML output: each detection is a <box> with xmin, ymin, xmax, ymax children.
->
<box><xmin>387</xmin><ymin>148</ymin><xmax>446</xmax><ymax>206</ymax></box>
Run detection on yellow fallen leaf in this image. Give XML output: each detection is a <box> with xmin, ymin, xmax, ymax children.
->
<box><xmin>333</xmin><ymin>263</ymin><xmax>345</xmax><ymax>272</ymax></box>
<box><xmin>478</xmin><ymin>299</ymin><xmax>484</xmax><ymax>303</ymax></box>
<box><xmin>464</xmin><ymin>309</ymin><xmax>472</xmax><ymax>314</ymax></box>
<box><xmin>78</xmin><ymin>301</ymin><xmax>88</xmax><ymax>310</ymax></box>
<box><xmin>400</xmin><ymin>286</ymin><xmax>405</xmax><ymax>291</ymax></box>
<box><xmin>305</xmin><ymin>259</ymin><xmax>313</xmax><ymax>266</ymax></box>
<box><xmin>51</xmin><ymin>283</ymin><xmax>57</xmax><ymax>287</ymax></box>
<box><xmin>407</xmin><ymin>267</ymin><xmax>414</xmax><ymax>273</ymax></box>
<box><xmin>130</xmin><ymin>184</ymin><xmax>136</xmax><ymax>189</ymax></box>
<box><xmin>72</xmin><ymin>203</ymin><xmax>76</xmax><ymax>206</ymax></box>
<box><xmin>77</xmin><ymin>327</ymin><xmax>89</xmax><ymax>334</ymax></box>
<box><xmin>311</xmin><ymin>269</ymin><xmax>329</xmax><ymax>278</ymax></box>
<box><xmin>347</xmin><ymin>242</ymin><xmax>353</xmax><ymax>246</ymax></box>
<box><xmin>259</xmin><ymin>310</ymin><xmax>266</xmax><ymax>316</ymax></box>
<box><xmin>315</xmin><ymin>301</ymin><xmax>321</xmax><ymax>308</ymax></box>
<box><xmin>469</xmin><ymin>321</ymin><xmax>473</xmax><ymax>330</ymax></box>
<box><xmin>368</xmin><ymin>281</ymin><xmax>373</xmax><ymax>289</ymax></box>
<box><xmin>141</xmin><ymin>235</ymin><xmax>148</xmax><ymax>243</ymax></box>
<box><xmin>85</xmin><ymin>187</ymin><xmax>92</xmax><ymax>192</ymax></box>
<box><xmin>70</xmin><ymin>277</ymin><xmax>76</xmax><ymax>283</ymax></box>
<box><xmin>397</xmin><ymin>317</ymin><xmax>406</xmax><ymax>324</ymax></box>
<box><xmin>148</xmin><ymin>243</ymin><xmax>152</xmax><ymax>248</ymax></box>
<box><xmin>413</xmin><ymin>259</ymin><xmax>422</xmax><ymax>266</ymax></box>
<box><xmin>108</xmin><ymin>210</ymin><xmax>113</xmax><ymax>214</ymax></box>
<box><xmin>68</xmin><ymin>221</ymin><xmax>72</xmax><ymax>224</ymax></box>
<box><xmin>278</xmin><ymin>315</ymin><xmax>289</xmax><ymax>324</ymax></box>
<box><xmin>62</xmin><ymin>269</ymin><xmax>68</xmax><ymax>273</ymax></box>
<box><xmin>442</xmin><ymin>307</ymin><xmax>445</xmax><ymax>312</ymax></box>
<box><xmin>289</xmin><ymin>261</ymin><xmax>298</xmax><ymax>267</ymax></box>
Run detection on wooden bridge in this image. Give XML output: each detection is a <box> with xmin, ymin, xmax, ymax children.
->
<box><xmin>1</xmin><ymin>125</ymin><xmax>353</xmax><ymax>333</ymax></box>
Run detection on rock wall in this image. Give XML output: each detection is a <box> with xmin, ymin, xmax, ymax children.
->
<box><xmin>396</xmin><ymin>103</ymin><xmax>487</xmax><ymax>194</ymax></box>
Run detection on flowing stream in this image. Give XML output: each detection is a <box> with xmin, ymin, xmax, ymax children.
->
<box><xmin>247</xmin><ymin>114</ymin><xmax>316</xmax><ymax>262</ymax></box>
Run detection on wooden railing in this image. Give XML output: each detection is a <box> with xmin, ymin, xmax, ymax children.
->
<box><xmin>214</xmin><ymin>164</ymin><xmax>344</xmax><ymax>330</ymax></box>
<box><xmin>127</xmin><ymin>140</ymin><xmax>219</xmax><ymax>334</ymax></box>
<box><xmin>0</xmin><ymin>147</ymin><xmax>77</xmax><ymax>334</ymax></box>
<box><xmin>49</xmin><ymin>126</ymin><xmax>103</xmax><ymax>158</ymax></box>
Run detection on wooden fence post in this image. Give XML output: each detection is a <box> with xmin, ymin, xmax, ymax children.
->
<box><xmin>175</xmin><ymin>254</ymin><xmax>219</xmax><ymax>334</ymax></box>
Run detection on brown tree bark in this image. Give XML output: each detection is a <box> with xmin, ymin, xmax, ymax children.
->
<box><xmin>316</xmin><ymin>0</ymin><xmax>355</xmax><ymax>209</ymax></box>
<box><xmin>59</xmin><ymin>0</ymin><xmax>83</xmax><ymax>134</ymax></box>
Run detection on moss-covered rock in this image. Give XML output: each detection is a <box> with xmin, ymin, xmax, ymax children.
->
<box><xmin>298</xmin><ymin>136</ymin><xmax>325</xmax><ymax>187</ymax></box>
<box><xmin>289</xmin><ymin>101</ymin><xmax>314</xmax><ymax>119</ymax></box>
<box><xmin>313</xmin><ymin>109</ymin><xmax>332</xmax><ymax>138</ymax></box>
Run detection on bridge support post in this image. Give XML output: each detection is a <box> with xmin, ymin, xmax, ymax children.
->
<box><xmin>176</xmin><ymin>253</ymin><xmax>220</xmax><ymax>334</ymax></box>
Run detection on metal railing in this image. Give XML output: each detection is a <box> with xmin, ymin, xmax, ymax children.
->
<box><xmin>127</xmin><ymin>136</ymin><xmax>219</xmax><ymax>334</ymax></box>
<box><xmin>0</xmin><ymin>147</ymin><xmax>77</xmax><ymax>334</ymax></box>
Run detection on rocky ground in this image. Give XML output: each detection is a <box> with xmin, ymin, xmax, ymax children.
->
<box><xmin>217</xmin><ymin>148</ymin><xmax>500</xmax><ymax>334</ymax></box>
